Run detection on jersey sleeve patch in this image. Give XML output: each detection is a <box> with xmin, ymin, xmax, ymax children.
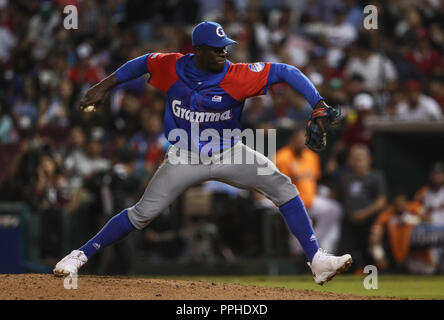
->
<box><xmin>146</xmin><ymin>53</ymin><xmax>183</xmax><ymax>92</ymax></box>
<box><xmin>248</xmin><ymin>62</ymin><xmax>265</xmax><ymax>72</ymax></box>
<box><xmin>219</xmin><ymin>62</ymin><xmax>271</xmax><ymax>101</ymax></box>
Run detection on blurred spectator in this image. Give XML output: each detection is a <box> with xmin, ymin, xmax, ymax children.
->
<box><xmin>323</xmin><ymin>6</ymin><xmax>357</xmax><ymax>68</ymax></box>
<box><xmin>303</xmin><ymin>0</ymin><xmax>345</xmax><ymax>25</ymax></box>
<box><xmin>197</xmin><ymin>0</ymin><xmax>223</xmax><ymax>21</ymax></box>
<box><xmin>327</xmin><ymin>93</ymin><xmax>375</xmax><ymax>174</ymax></box>
<box><xmin>429</xmin><ymin>77</ymin><xmax>444</xmax><ymax>113</ymax></box>
<box><xmin>213</xmin><ymin>190</ymin><xmax>261</xmax><ymax>258</ymax></box>
<box><xmin>337</xmin><ymin>145</ymin><xmax>387</xmax><ymax>273</ymax></box>
<box><xmin>345</xmin><ymin>35</ymin><xmax>398</xmax><ymax>93</ymax></box>
<box><xmin>383</xmin><ymin>33</ymin><xmax>425</xmax><ymax>84</ymax></box>
<box><xmin>0</xmin><ymin>101</ymin><xmax>18</xmax><ymax>143</ymax></box>
<box><xmin>264</xmin><ymin>8</ymin><xmax>313</xmax><ymax>68</ymax></box>
<box><xmin>63</xmin><ymin>126</ymin><xmax>110</xmax><ymax>192</ymax></box>
<box><xmin>204</xmin><ymin>180</ymin><xmax>241</xmax><ymax>200</ymax></box>
<box><xmin>343</xmin><ymin>73</ymin><xmax>366</xmax><ymax>101</ymax></box>
<box><xmin>304</xmin><ymin>46</ymin><xmax>344</xmax><ymax>88</ymax></box>
<box><xmin>415</xmin><ymin>162</ymin><xmax>444</xmax><ymax>273</ymax></box>
<box><xmin>395</xmin><ymin>4</ymin><xmax>428</xmax><ymax>48</ymax></box>
<box><xmin>33</xmin><ymin>154</ymin><xmax>68</xmax><ymax>211</ymax></box>
<box><xmin>429</xmin><ymin>21</ymin><xmax>444</xmax><ymax>53</ymax></box>
<box><xmin>2</xmin><ymin>134</ymin><xmax>55</xmax><ymax>204</ymax></box>
<box><xmin>275</xmin><ymin>127</ymin><xmax>342</xmax><ymax>254</ymax></box>
<box><xmin>269</xmin><ymin>84</ymin><xmax>312</xmax><ymax>126</ymax></box>
<box><xmin>67</xmin><ymin>43</ymin><xmax>104</xmax><ymax>87</ymax></box>
<box><xmin>403</xmin><ymin>37</ymin><xmax>443</xmax><ymax>77</ymax></box>
<box><xmin>129</xmin><ymin>109</ymin><xmax>168</xmax><ymax>176</ymax></box>
<box><xmin>142</xmin><ymin>208</ymin><xmax>186</xmax><ymax>262</ymax></box>
<box><xmin>62</xmin><ymin>126</ymin><xmax>88</xmax><ymax>186</ymax></box>
<box><xmin>86</xmin><ymin>135</ymin><xmax>112</xmax><ymax>172</ymax></box>
<box><xmin>33</xmin><ymin>153</ymin><xmax>69</xmax><ymax>261</ymax></box>
<box><xmin>27</xmin><ymin>1</ymin><xmax>61</xmax><ymax>61</ymax></box>
<box><xmin>340</xmin><ymin>92</ymin><xmax>374</xmax><ymax>149</ymax></box>
<box><xmin>343</xmin><ymin>0</ymin><xmax>363</xmax><ymax>30</ymax></box>
<box><xmin>180</xmin><ymin>215</ymin><xmax>222</xmax><ymax>264</ymax></box>
<box><xmin>243</xmin><ymin>6</ymin><xmax>270</xmax><ymax>62</ymax></box>
<box><xmin>394</xmin><ymin>80</ymin><xmax>443</xmax><ymax>121</ymax></box>
<box><xmin>11</xmin><ymin>78</ymin><xmax>39</xmax><ymax>127</ymax></box>
<box><xmin>0</xmin><ymin>5</ymin><xmax>16</xmax><ymax>63</ymax></box>
<box><xmin>322</xmin><ymin>77</ymin><xmax>348</xmax><ymax>108</ymax></box>
<box><xmin>38</xmin><ymin>78</ymin><xmax>73</xmax><ymax>128</ymax></box>
<box><xmin>369</xmin><ymin>191</ymin><xmax>434</xmax><ymax>274</ymax></box>
<box><xmin>241</xmin><ymin>96</ymin><xmax>276</xmax><ymax>129</ymax></box>
<box><xmin>415</xmin><ymin>162</ymin><xmax>444</xmax><ymax>224</ymax></box>
<box><xmin>1</xmin><ymin>133</ymin><xmax>69</xmax><ymax>261</ymax></box>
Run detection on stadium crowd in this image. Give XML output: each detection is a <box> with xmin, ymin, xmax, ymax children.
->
<box><xmin>0</xmin><ymin>0</ymin><xmax>443</xmax><ymax>275</ymax></box>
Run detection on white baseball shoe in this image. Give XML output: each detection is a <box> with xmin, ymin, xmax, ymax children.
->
<box><xmin>53</xmin><ymin>250</ymin><xmax>88</xmax><ymax>277</ymax></box>
<box><xmin>308</xmin><ymin>248</ymin><xmax>352</xmax><ymax>285</ymax></box>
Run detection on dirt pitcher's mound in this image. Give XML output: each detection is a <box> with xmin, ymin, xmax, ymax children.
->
<box><xmin>0</xmin><ymin>274</ymin><xmax>392</xmax><ymax>300</ymax></box>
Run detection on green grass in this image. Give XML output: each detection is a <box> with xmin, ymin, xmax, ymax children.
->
<box><xmin>152</xmin><ymin>274</ymin><xmax>444</xmax><ymax>300</ymax></box>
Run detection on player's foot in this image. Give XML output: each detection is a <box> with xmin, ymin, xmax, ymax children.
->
<box><xmin>308</xmin><ymin>248</ymin><xmax>352</xmax><ymax>285</ymax></box>
<box><xmin>53</xmin><ymin>250</ymin><xmax>88</xmax><ymax>277</ymax></box>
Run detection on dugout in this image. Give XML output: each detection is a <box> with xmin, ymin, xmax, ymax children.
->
<box><xmin>366</xmin><ymin>118</ymin><xmax>444</xmax><ymax>197</ymax></box>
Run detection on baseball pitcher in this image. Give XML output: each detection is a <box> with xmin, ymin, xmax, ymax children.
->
<box><xmin>54</xmin><ymin>21</ymin><xmax>352</xmax><ymax>285</ymax></box>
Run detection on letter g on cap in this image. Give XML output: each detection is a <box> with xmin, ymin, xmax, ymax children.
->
<box><xmin>216</xmin><ymin>26</ymin><xmax>225</xmax><ymax>37</ymax></box>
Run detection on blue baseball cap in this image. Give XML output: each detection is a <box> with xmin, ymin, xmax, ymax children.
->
<box><xmin>192</xmin><ymin>21</ymin><xmax>237</xmax><ymax>47</ymax></box>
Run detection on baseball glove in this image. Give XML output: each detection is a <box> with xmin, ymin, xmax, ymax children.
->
<box><xmin>311</xmin><ymin>104</ymin><xmax>341</xmax><ymax>127</ymax></box>
<box><xmin>305</xmin><ymin>104</ymin><xmax>341</xmax><ymax>152</ymax></box>
<box><xmin>305</xmin><ymin>120</ymin><xmax>327</xmax><ymax>152</ymax></box>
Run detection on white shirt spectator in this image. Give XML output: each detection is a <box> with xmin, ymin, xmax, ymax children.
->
<box><xmin>324</xmin><ymin>21</ymin><xmax>357</xmax><ymax>68</ymax></box>
<box><xmin>27</xmin><ymin>10</ymin><xmax>60</xmax><ymax>60</ymax></box>
<box><xmin>262</xmin><ymin>32</ymin><xmax>312</xmax><ymax>68</ymax></box>
<box><xmin>0</xmin><ymin>26</ymin><xmax>16</xmax><ymax>62</ymax></box>
<box><xmin>395</xmin><ymin>94</ymin><xmax>443</xmax><ymax>121</ymax></box>
<box><xmin>325</xmin><ymin>22</ymin><xmax>357</xmax><ymax>48</ymax></box>
<box><xmin>345</xmin><ymin>54</ymin><xmax>398</xmax><ymax>91</ymax></box>
<box><xmin>423</xmin><ymin>185</ymin><xmax>444</xmax><ymax>225</ymax></box>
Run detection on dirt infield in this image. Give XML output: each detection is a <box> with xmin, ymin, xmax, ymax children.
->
<box><xmin>0</xmin><ymin>274</ymin><xmax>395</xmax><ymax>300</ymax></box>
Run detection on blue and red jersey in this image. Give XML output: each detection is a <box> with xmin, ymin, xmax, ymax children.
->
<box><xmin>115</xmin><ymin>52</ymin><xmax>323</xmax><ymax>152</ymax></box>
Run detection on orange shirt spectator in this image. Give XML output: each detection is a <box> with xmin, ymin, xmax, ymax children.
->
<box><xmin>371</xmin><ymin>196</ymin><xmax>433</xmax><ymax>274</ymax></box>
<box><xmin>373</xmin><ymin>201</ymin><xmax>423</xmax><ymax>263</ymax></box>
<box><xmin>275</xmin><ymin>145</ymin><xmax>320</xmax><ymax>209</ymax></box>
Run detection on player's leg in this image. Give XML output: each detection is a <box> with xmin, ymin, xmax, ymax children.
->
<box><xmin>54</xmin><ymin>146</ymin><xmax>210</xmax><ymax>276</ymax></box>
<box><xmin>211</xmin><ymin>143</ymin><xmax>352</xmax><ymax>284</ymax></box>
<box><xmin>211</xmin><ymin>142</ymin><xmax>318</xmax><ymax>260</ymax></box>
<box><xmin>308</xmin><ymin>195</ymin><xmax>342</xmax><ymax>253</ymax></box>
<box><xmin>54</xmin><ymin>211</ymin><xmax>136</xmax><ymax>276</ymax></box>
